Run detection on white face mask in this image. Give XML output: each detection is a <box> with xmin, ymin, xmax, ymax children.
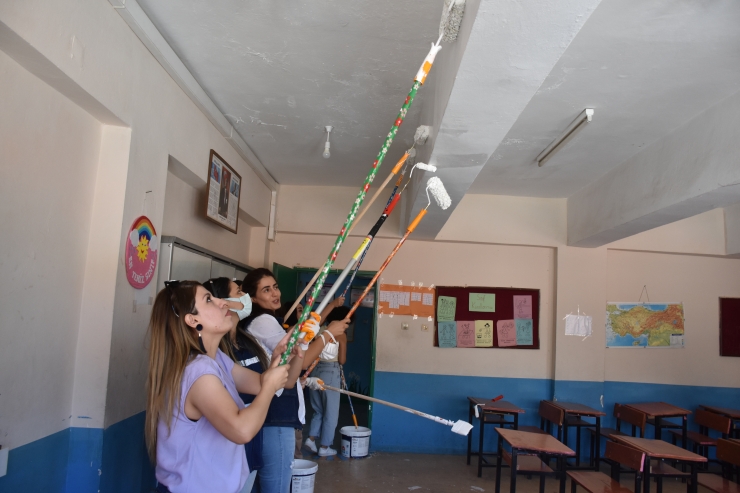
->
<box><xmin>226</xmin><ymin>294</ymin><xmax>252</xmax><ymax>320</ymax></box>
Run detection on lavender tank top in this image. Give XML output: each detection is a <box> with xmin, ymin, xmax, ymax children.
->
<box><xmin>155</xmin><ymin>349</ymin><xmax>249</xmax><ymax>493</ymax></box>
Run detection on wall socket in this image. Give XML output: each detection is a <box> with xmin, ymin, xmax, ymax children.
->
<box><xmin>401</xmin><ymin>323</ymin><xmax>409</xmax><ymax>330</ymax></box>
<box><xmin>0</xmin><ymin>445</ymin><xmax>8</xmax><ymax>478</ymax></box>
<box><xmin>421</xmin><ymin>324</ymin><xmax>429</xmax><ymax>332</ymax></box>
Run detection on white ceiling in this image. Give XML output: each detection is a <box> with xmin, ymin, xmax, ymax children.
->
<box><xmin>137</xmin><ymin>0</ymin><xmax>445</xmax><ymax>186</ymax></box>
<box><xmin>468</xmin><ymin>0</ymin><xmax>740</xmax><ymax>197</ymax></box>
<box><xmin>135</xmin><ymin>0</ymin><xmax>740</xmax><ymax>237</ymax></box>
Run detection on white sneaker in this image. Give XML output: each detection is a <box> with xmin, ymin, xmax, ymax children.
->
<box><xmin>304</xmin><ymin>438</ymin><xmax>317</xmax><ymax>453</ymax></box>
<box><xmin>318</xmin><ymin>447</ymin><xmax>337</xmax><ymax>457</ymax></box>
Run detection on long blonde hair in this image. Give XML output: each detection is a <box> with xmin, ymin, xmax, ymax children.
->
<box><xmin>145</xmin><ymin>281</ymin><xmax>203</xmax><ymax>462</ymax></box>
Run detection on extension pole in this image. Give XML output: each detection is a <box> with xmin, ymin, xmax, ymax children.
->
<box><xmin>282</xmin><ymin>153</ymin><xmax>408</xmax><ymax>322</ymax></box>
<box><xmin>303</xmin><ymin>209</ymin><xmax>428</xmax><ymax>377</ymax></box>
<box><xmin>339</xmin><ymin>365</ymin><xmax>359</xmax><ymax>429</ymax></box>
<box><xmin>280</xmin><ymin>36</ymin><xmax>445</xmax><ymax>364</ymax></box>
<box><xmin>323</xmin><ymin>385</ymin><xmax>469</xmax><ymax>435</ymax></box>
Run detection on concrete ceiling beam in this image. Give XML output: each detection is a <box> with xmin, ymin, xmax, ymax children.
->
<box><xmin>724</xmin><ymin>203</ymin><xmax>740</xmax><ymax>256</ymax></box>
<box><xmin>568</xmin><ymin>90</ymin><xmax>740</xmax><ymax>248</ymax></box>
<box><xmin>404</xmin><ymin>0</ymin><xmax>602</xmax><ymax>239</ymax></box>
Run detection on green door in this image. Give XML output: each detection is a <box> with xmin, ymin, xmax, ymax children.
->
<box><xmin>272</xmin><ymin>263</ymin><xmax>297</xmax><ymax>304</ymax></box>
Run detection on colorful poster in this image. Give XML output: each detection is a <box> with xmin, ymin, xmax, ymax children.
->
<box><xmin>125</xmin><ymin>216</ymin><xmax>158</xmax><ymax>289</ymax></box>
<box><xmin>513</xmin><ymin>295</ymin><xmax>533</xmax><ymax>319</ymax></box>
<box><xmin>515</xmin><ymin>319</ymin><xmax>533</xmax><ymax>345</ymax></box>
<box><xmin>606</xmin><ymin>303</ymin><xmax>685</xmax><ymax>348</ymax></box>
<box><xmin>457</xmin><ymin>321</ymin><xmax>475</xmax><ymax>347</ymax></box>
<box><xmin>437</xmin><ymin>321</ymin><xmax>457</xmax><ymax>348</ymax></box>
<box><xmin>475</xmin><ymin>320</ymin><xmax>494</xmax><ymax>347</ymax></box>
<box><xmin>496</xmin><ymin>319</ymin><xmax>517</xmax><ymax>347</ymax></box>
<box><xmin>437</xmin><ymin>296</ymin><xmax>457</xmax><ymax>321</ymax></box>
<box><xmin>469</xmin><ymin>293</ymin><xmax>496</xmax><ymax>312</ymax></box>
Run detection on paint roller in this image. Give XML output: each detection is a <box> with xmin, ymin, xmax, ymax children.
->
<box><xmin>303</xmin><ymin>177</ymin><xmax>451</xmax><ymax>378</ymax></box>
<box><xmin>336</xmin><ymin>162</ymin><xmax>437</xmax><ymax>302</ymax></box>
<box><xmin>305</xmin><ymin>162</ymin><xmax>437</xmax><ymax>322</ymax></box>
<box><xmin>322</xmin><ymin>384</ymin><xmax>473</xmax><ymax>436</ymax></box>
<box><xmin>279</xmin><ymin>0</ymin><xmax>466</xmax><ymax>363</ymax></box>
<box><xmin>343</xmin><ymin>176</ymin><xmax>451</xmax><ymax>322</ymax></box>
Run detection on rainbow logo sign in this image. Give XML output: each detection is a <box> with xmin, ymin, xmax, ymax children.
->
<box><xmin>125</xmin><ymin>215</ymin><xmax>159</xmax><ymax>289</ymax></box>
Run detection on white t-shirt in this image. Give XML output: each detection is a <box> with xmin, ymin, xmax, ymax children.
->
<box><xmin>247</xmin><ymin>314</ymin><xmax>306</xmax><ymax>424</ymax></box>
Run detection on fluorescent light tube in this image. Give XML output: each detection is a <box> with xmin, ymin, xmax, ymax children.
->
<box><xmin>536</xmin><ymin>108</ymin><xmax>594</xmax><ymax>167</ymax></box>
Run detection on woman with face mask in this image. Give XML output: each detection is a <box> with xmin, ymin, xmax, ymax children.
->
<box><xmin>241</xmin><ymin>269</ymin><xmax>349</xmax><ymax>493</ymax></box>
<box><xmin>203</xmin><ymin>277</ymin><xmax>269</xmax><ymax>492</ymax></box>
<box><xmin>145</xmin><ymin>281</ymin><xmax>301</xmax><ymax>493</ymax></box>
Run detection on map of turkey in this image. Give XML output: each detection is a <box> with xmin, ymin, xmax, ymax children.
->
<box><xmin>606</xmin><ymin>303</ymin><xmax>685</xmax><ymax>347</ymax></box>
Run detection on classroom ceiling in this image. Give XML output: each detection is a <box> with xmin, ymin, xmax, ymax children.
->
<box><xmin>134</xmin><ymin>0</ymin><xmax>740</xmax><ymax>237</ymax></box>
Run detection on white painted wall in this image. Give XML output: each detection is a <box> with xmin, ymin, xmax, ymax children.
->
<box><xmin>271</xmin><ymin>185</ymin><xmax>740</xmax><ymax>388</ymax></box>
<box><xmin>1</xmin><ymin>0</ymin><xmax>274</xmax><ymax>436</ymax></box>
<box><xmin>162</xmin><ymin>170</ymin><xmax>252</xmax><ymax>267</ymax></box>
<box><xmin>0</xmin><ymin>49</ymin><xmax>102</xmax><ymax>448</ymax></box>
<box><xmin>605</xmin><ymin>250</ymin><xmax>740</xmax><ymax>388</ymax></box>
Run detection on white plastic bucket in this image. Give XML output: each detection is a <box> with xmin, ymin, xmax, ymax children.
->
<box><xmin>290</xmin><ymin>459</ymin><xmax>318</xmax><ymax>493</ymax></box>
<box><xmin>340</xmin><ymin>426</ymin><xmax>372</xmax><ymax>458</ymax></box>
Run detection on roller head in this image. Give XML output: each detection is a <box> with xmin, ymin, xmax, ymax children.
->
<box><xmin>408</xmin><ymin>147</ymin><xmax>417</xmax><ymax>158</ymax></box>
<box><xmin>427</xmin><ymin>177</ymin><xmax>451</xmax><ymax>210</ymax></box>
<box><xmin>416</xmin><ymin>163</ymin><xmax>437</xmax><ymax>172</ymax></box>
<box><xmin>439</xmin><ymin>0</ymin><xmax>466</xmax><ymax>43</ymax></box>
<box><xmin>414</xmin><ymin>125</ymin><xmax>431</xmax><ymax>145</ymax></box>
<box><xmin>451</xmin><ymin>420</ymin><xmax>474</xmax><ymax>436</ymax></box>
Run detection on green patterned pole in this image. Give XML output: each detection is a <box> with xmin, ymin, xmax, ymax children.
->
<box><xmin>280</xmin><ymin>81</ymin><xmax>421</xmax><ymax>364</ymax></box>
<box><xmin>280</xmin><ymin>39</ymin><xmax>443</xmax><ymax>364</ymax></box>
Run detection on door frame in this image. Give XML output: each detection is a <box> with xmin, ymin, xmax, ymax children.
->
<box><xmin>293</xmin><ymin>266</ymin><xmax>379</xmax><ymax>428</ymax></box>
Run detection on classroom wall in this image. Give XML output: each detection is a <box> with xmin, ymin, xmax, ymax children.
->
<box><xmin>270</xmin><ymin>186</ymin><xmax>740</xmax><ymax>454</ymax></box>
<box><xmin>162</xmin><ymin>169</ymin><xmax>253</xmax><ymax>266</ymax></box>
<box><xmin>0</xmin><ymin>48</ymin><xmax>104</xmax><ymax>490</ymax></box>
<box><xmin>0</xmin><ymin>0</ymin><xmax>274</xmax><ymax>489</ymax></box>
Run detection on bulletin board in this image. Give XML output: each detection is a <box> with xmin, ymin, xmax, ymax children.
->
<box><xmin>434</xmin><ymin>286</ymin><xmax>540</xmax><ymax>349</ymax></box>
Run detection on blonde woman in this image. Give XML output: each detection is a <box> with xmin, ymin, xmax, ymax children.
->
<box><xmin>145</xmin><ymin>280</ymin><xmax>301</xmax><ymax>493</ymax></box>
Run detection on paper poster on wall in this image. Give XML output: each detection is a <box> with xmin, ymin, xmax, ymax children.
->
<box><xmin>378</xmin><ymin>284</ymin><xmax>434</xmax><ymax>317</ymax></box>
<box><xmin>475</xmin><ymin>320</ymin><xmax>494</xmax><ymax>347</ymax></box>
<box><xmin>513</xmin><ymin>295</ymin><xmax>533</xmax><ymax>319</ymax></box>
<box><xmin>496</xmin><ymin>319</ymin><xmax>517</xmax><ymax>347</ymax></box>
<box><xmin>565</xmin><ymin>314</ymin><xmax>592</xmax><ymax>337</ymax></box>
<box><xmin>515</xmin><ymin>319</ymin><xmax>533</xmax><ymax>345</ymax></box>
<box><xmin>469</xmin><ymin>293</ymin><xmax>495</xmax><ymax>312</ymax></box>
<box><xmin>437</xmin><ymin>321</ymin><xmax>457</xmax><ymax>348</ymax></box>
<box><xmin>457</xmin><ymin>321</ymin><xmax>475</xmax><ymax>347</ymax></box>
<box><xmin>437</xmin><ymin>296</ymin><xmax>457</xmax><ymax>321</ymax></box>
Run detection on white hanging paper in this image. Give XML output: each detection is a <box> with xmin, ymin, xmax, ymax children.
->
<box><xmin>565</xmin><ymin>314</ymin><xmax>592</xmax><ymax>337</ymax></box>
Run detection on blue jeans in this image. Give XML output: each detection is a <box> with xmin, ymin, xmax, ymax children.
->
<box><xmin>258</xmin><ymin>426</ymin><xmax>295</xmax><ymax>493</ymax></box>
<box><xmin>309</xmin><ymin>362</ymin><xmax>341</xmax><ymax>447</ymax></box>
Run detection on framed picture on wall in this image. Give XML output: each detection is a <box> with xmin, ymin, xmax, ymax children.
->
<box><xmin>205</xmin><ymin>149</ymin><xmax>241</xmax><ymax>234</ymax></box>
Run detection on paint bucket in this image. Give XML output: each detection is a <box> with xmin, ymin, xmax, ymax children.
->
<box><xmin>340</xmin><ymin>426</ymin><xmax>372</xmax><ymax>458</ymax></box>
<box><xmin>290</xmin><ymin>459</ymin><xmax>318</xmax><ymax>493</ymax></box>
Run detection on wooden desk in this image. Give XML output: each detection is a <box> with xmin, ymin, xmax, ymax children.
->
<box><xmin>612</xmin><ymin>435</ymin><xmax>707</xmax><ymax>493</ymax></box>
<box><xmin>495</xmin><ymin>428</ymin><xmax>575</xmax><ymax>493</ymax></box>
<box><xmin>701</xmin><ymin>405</ymin><xmax>740</xmax><ymax>439</ymax></box>
<box><xmin>467</xmin><ymin>397</ymin><xmax>525</xmax><ymax>477</ymax></box>
<box><xmin>548</xmin><ymin>401</ymin><xmax>606</xmax><ymax>470</ymax></box>
<box><xmin>624</xmin><ymin>402</ymin><xmax>691</xmax><ymax>447</ymax></box>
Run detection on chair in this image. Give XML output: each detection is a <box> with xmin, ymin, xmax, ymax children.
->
<box><xmin>519</xmin><ymin>400</ymin><xmax>563</xmax><ymax>438</ymax></box>
<box><xmin>696</xmin><ymin>439</ymin><xmax>740</xmax><ymax>493</ymax></box>
<box><xmin>670</xmin><ymin>409</ymin><xmax>732</xmax><ymax>467</ymax></box>
<box><xmin>569</xmin><ymin>441</ymin><xmax>646</xmax><ymax>493</ymax></box>
<box><xmin>589</xmin><ymin>404</ymin><xmax>647</xmax><ymax>466</ymax></box>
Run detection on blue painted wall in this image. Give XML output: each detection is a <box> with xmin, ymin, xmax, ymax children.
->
<box><xmin>371</xmin><ymin>372</ymin><xmax>740</xmax><ymax>457</ymax></box>
<box><xmin>0</xmin><ymin>412</ymin><xmax>153</xmax><ymax>493</ymax></box>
